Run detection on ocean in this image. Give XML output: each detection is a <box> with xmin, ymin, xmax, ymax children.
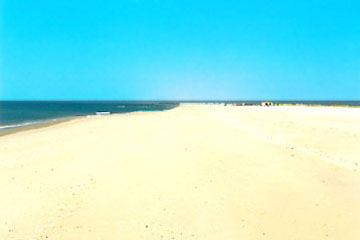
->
<box><xmin>0</xmin><ymin>101</ymin><xmax>179</xmax><ymax>130</ymax></box>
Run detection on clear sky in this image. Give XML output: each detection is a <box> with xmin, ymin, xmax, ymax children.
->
<box><xmin>1</xmin><ymin>0</ymin><xmax>359</xmax><ymax>100</ymax></box>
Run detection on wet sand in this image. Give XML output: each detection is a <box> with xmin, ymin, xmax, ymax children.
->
<box><xmin>1</xmin><ymin>105</ymin><xmax>360</xmax><ymax>240</ymax></box>
<box><xmin>0</xmin><ymin>118</ymin><xmax>73</xmax><ymax>137</ymax></box>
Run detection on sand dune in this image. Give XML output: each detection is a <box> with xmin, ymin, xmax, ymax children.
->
<box><xmin>1</xmin><ymin>105</ymin><xmax>360</xmax><ymax>240</ymax></box>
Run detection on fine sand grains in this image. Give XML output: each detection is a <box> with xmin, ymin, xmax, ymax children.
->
<box><xmin>0</xmin><ymin>106</ymin><xmax>360</xmax><ymax>240</ymax></box>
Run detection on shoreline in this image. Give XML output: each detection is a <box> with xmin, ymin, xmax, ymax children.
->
<box><xmin>1</xmin><ymin>104</ymin><xmax>359</xmax><ymax>137</ymax></box>
<box><xmin>0</xmin><ymin>109</ymin><xmax>175</xmax><ymax>137</ymax></box>
<box><xmin>0</xmin><ymin>118</ymin><xmax>75</xmax><ymax>137</ymax></box>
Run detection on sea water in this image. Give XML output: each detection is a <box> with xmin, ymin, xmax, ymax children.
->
<box><xmin>0</xmin><ymin>101</ymin><xmax>179</xmax><ymax>130</ymax></box>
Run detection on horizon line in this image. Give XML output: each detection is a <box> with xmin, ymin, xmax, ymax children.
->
<box><xmin>0</xmin><ymin>99</ymin><xmax>359</xmax><ymax>102</ymax></box>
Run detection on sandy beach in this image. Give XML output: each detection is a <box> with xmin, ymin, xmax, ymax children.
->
<box><xmin>1</xmin><ymin>105</ymin><xmax>360</xmax><ymax>240</ymax></box>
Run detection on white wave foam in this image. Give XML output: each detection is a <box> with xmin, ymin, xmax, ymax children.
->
<box><xmin>0</xmin><ymin>117</ymin><xmax>69</xmax><ymax>131</ymax></box>
<box><xmin>0</xmin><ymin>121</ymin><xmax>45</xmax><ymax>130</ymax></box>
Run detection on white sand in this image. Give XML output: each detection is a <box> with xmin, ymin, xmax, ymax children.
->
<box><xmin>1</xmin><ymin>105</ymin><xmax>360</xmax><ymax>240</ymax></box>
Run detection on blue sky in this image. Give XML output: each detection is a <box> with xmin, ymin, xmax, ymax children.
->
<box><xmin>1</xmin><ymin>0</ymin><xmax>359</xmax><ymax>100</ymax></box>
